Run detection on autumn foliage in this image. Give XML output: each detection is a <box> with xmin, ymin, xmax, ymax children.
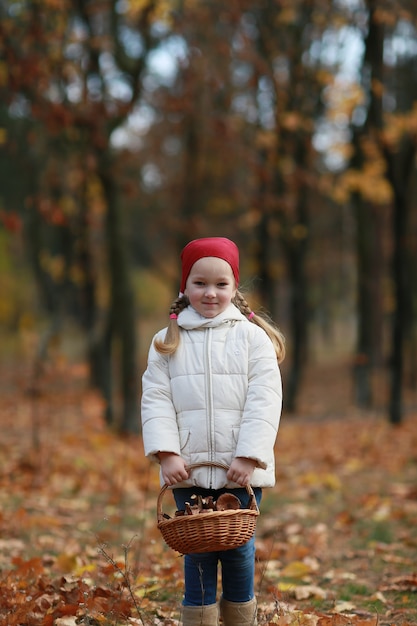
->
<box><xmin>1</xmin><ymin>0</ymin><xmax>417</xmax><ymax>432</ymax></box>
<box><xmin>1</xmin><ymin>362</ymin><xmax>416</xmax><ymax>625</ymax></box>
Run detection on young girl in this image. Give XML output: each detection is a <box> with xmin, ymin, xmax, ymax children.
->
<box><xmin>141</xmin><ymin>237</ymin><xmax>285</xmax><ymax>626</ymax></box>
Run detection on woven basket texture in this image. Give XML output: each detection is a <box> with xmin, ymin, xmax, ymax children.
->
<box><xmin>156</xmin><ymin>462</ymin><xmax>259</xmax><ymax>554</ymax></box>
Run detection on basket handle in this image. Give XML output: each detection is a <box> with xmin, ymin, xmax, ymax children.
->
<box><xmin>157</xmin><ymin>461</ymin><xmax>259</xmax><ymax>523</ymax></box>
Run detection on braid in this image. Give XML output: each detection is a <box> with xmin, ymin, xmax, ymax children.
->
<box><xmin>233</xmin><ymin>289</ymin><xmax>286</xmax><ymax>363</ymax></box>
<box><xmin>233</xmin><ymin>290</ymin><xmax>252</xmax><ymax>317</ymax></box>
<box><xmin>169</xmin><ymin>295</ymin><xmax>189</xmax><ymax>318</ymax></box>
<box><xmin>154</xmin><ymin>295</ymin><xmax>189</xmax><ymax>355</ymax></box>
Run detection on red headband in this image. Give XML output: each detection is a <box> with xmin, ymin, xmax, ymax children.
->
<box><xmin>180</xmin><ymin>237</ymin><xmax>239</xmax><ymax>293</ymax></box>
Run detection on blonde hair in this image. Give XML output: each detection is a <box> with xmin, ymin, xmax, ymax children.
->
<box><xmin>233</xmin><ymin>291</ymin><xmax>286</xmax><ymax>363</ymax></box>
<box><xmin>153</xmin><ymin>295</ymin><xmax>190</xmax><ymax>355</ymax></box>
<box><xmin>154</xmin><ymin>290</ymin><xmax>286</xmax><ymax>363</ymax></box>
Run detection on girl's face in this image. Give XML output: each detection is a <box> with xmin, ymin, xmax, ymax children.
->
<box><xmin>184</xmin><ymin>257</ymin><xmax>237</xmax><ymax>318</ymax></box>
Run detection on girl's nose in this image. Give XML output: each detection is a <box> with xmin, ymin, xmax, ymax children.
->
<box><xmin>205</xmin><ymin>285</ymin><xmax>216</xmax><ymax>297</ymax></box>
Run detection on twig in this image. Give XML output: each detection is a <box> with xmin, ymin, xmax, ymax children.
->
<box><xmin>97</xmin><ymin>538</ymin><xmax>145</xmax><ymax>625</ymax></box>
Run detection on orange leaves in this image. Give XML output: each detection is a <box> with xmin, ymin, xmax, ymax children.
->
<box><xmin>316</xmin><ymin>615</ymin><xmax>375</xmax><ymax>626</ymax></box>
<box><xmin>11</xmin><ymin>555</ymin><xmax>44</xmax><ymax>578</ymax></box>
<box><xmin>266</xmin><ymin>609</ymin><xmax>320</xmax><ymax>625</ymax></box>
<box><xmin>256</xmin><ymin>404</ymin><xmax>417</xmax><ymax>626</ymax></box>
<box><xmin>0</xmin><ymin>210</ymin><xmax>22</xmax><ymax>233</ymax></box>
<box><xmin>1</xmin><ymin>364</ymin><xmax>417</xmax><ymax>624</ymax></box>
<box><xmin>324</xmin><ymin>80</ymin><xmax>366</xmax><ymax>124</ymax></box>
<box><xmin>0</xmin><ymin>566</ymin><xmax>134</xmax><ymax>625</ymax></box>
<box><xmin>381</xmin><ymin>574</ymin><xmax>417</xmax><ymax>593</ymax></box>
<box><xmin>36</xmin><ymin>197</ymin><xmax>68</xmax><ymax>226</ymax></box>
<box><xmin>333</xmin><ymin>162</ymin><xmax>393</xmax><ymax>205</ymax></box>
<box><xmin>382</xmin><ymin>107</ymin><xmax>417</xmax><ymax>148</ymax></box>
<box><xmin>121</xmin><ymin>0</ymin><xmax>177</xmax><ymax>33</ymax></box>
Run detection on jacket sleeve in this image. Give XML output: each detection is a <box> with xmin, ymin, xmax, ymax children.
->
<box><xmin>141</xmin><ymin>334</ymin><xmax>181</xmax><ymax>462</ymax></box>
<box><xmin>234</xmin><ymin>328</ymin><xmax>282</xmax><ymax>469</ymax></box>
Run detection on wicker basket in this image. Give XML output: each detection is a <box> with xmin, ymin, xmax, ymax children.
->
<box><xmin>157</xmin><ymin>461</ymin><xmax>259</xmax><ymax>554</ymax></box>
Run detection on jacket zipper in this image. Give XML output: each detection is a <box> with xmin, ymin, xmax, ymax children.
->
<box><xmin>204</xmin><ymin>327</ymin><xmax>215</xmax><ymax>488</ymax></box>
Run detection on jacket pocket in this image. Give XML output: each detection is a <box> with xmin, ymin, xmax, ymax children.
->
<box><xmin>179</xmin><ymin>428</ymin><xmax>191</xmax><ymax>453</ymax></box>
<box><xmin>232</xmin><ymin>427</ymin><xmax>240</xmax><ymax>446</ymax></box>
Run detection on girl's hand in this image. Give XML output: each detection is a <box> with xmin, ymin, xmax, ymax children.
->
<box><xmin>158</xmin><ymin>452</ymin><xmax>189</xmax><ymax>486</ymax></box>
<box><xmin>227</xmin><ymin>457</ymin><xmax>257</xmax><ymax>486</ymax></box>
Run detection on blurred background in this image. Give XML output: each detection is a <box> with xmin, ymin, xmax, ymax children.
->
<box><xmin>0</xmin><ymin>0</ymin><xmax>416</xmax><ymax>433</ymax></box>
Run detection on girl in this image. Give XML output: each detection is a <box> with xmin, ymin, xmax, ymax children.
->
<box><xmin>141</xmin><ymin>237</ymin><xmax>285</xmax><ymax>626</ymax></box>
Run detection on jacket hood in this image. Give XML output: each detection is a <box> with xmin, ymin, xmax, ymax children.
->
<box><xmin>177</xmin><ymin>303</ymin><xmax>246</xmax><ymax>330</ymax></box>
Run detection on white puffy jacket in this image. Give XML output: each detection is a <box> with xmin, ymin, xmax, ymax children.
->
<box><xmin>141</xmin><ymin>304</ymin><xmax>282</xmax><ymax>489</ymax></box>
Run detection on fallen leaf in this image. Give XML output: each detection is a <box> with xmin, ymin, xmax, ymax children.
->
<box><xmin>294</xmin><ymin>584</ymin><xmax>328</xmax><ymax>600</ymax></box>
<box><xmin>55</xmin><ymin>619</ymin><xmax>78</xmax><ymax>626</ymax></box>
<box><xmin>281</xmin><ymin>560</ymin><xmax>313</xmax><ymax>579</ymax></box>
<box><xmin>332</xmin><ymin>601</ymin><xmax>357</xmax><ymax>613</ymax></box>
<box><xmin>381</xmin><ymin>573</ymin><xmax>417</xmax><ymax>591</ymax></box>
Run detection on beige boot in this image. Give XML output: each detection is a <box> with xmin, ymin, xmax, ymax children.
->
<box><xmin>220</xmin><ymin>597</ymin><xmax>257</xmax><ymax>626</ymax></box>
<box><xmin>181</xmin><ymin>603</ymin><xmax>219</xmax><ymax>625</ymax></box>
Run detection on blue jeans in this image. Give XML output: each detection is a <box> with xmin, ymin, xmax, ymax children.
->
<box><xmin>173</xmin><ymin>487</ymin><xmax>262</xmax><ymax>606</ymax></box>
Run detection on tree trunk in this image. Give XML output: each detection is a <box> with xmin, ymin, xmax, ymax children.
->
<box><xmin>351</xmin><ymin>0</ymin><xmax>384</xmax><ymax>408</ymax></box>
<box><xmin>384</xmin><ymin>142</ymin><xmax>415</xmax><ymax>425</ymax></box>
<box><xmin>285</xmin><ymin>188</ymin><xmax>309</xmax><ymax>413</ymax></box>
<box><xmin>388</xmin><ymin>192</ymin><xmax>406</xmax><ymax>424</ymax></box>
<box><xmin>99</xmin><ymin>155</ymin><xmax>139</xmax><ymax>434</ymax></box>
<box><xmin>285</xmin><ymin>255</ymin><xmax>308</xmax><ymax>412</ymax></box>
<box><xmin>255</xmin><ymin>153</ymin><xmax>275</xmax><ymax>316</ymax></box>
<box><xmin>352</xmin><ymin>190</ymin><xmax>374</xmax><ymax>408</ymax></box>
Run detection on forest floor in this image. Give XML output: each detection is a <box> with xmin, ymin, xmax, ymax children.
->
<box><xmin>0</xmin><ymin>359</ymin><xmax>416</xmax><ymax>625</ymax></box>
